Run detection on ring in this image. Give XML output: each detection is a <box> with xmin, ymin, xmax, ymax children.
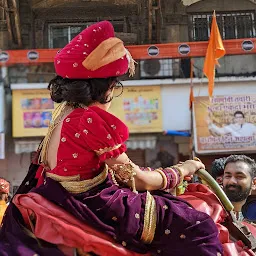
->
<box><xmin>193</xmin><ymin>157</ymin><xmax>202</xmax><ymax>162</ymax></box>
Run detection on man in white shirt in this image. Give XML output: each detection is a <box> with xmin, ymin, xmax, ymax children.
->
<box><xmin>208</xmin><ymin>111</ymin><xmax>256</xmax><ymax>137</ymax></box>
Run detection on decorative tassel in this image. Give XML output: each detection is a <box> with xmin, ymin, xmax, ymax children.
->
<box><xmin>125</xmin><ymin>49</ymin><xmax>137</xmax><ymax>77</ymax></box>
<box><xmin>131</xmin><ymin>176</ymin><xmax>138</xmax><ymax>194</ymax></box>
<box><xmin>176</xmin><ymin>181</ymin><xmax>188</xmax><ymax>196</ymax></box>
<box><xmin>38</xmin><ymin>101</ymin><xmax>68</xmax><ymax>165</ymax></box>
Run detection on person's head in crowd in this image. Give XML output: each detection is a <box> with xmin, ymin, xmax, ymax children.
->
<box><xmin>211</xmin><ymin>157</ymin><xmax>227</xmax><ymax>187</ymax></box>
<box><xmin>223</xmin><ymin>155</ymin><xmax>256</xmax><ymax>211</ymax></box>
<box><xmin>0</xmin><ymin>178</ymin><xmax>10</xmax><ymax>203</ymax></box>
<box><xmin>241</xmin><ymin>194</ymin><xmax>256</xmax><ymax>222</ymax></box>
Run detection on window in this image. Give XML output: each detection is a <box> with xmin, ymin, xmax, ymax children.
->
<box><xmin>48</xmin><ymin>19</ymin><xmax>126</xmax><ymax>48</ymax></box>
<box><xmin>48</xmin><ymin>23</ymin><xmax>90</xmax><ymax>48</ymax></box>
<box><xmin>189</xmin><ymin>11</ymin><xmax>256</xmax><ymax>41</ymax></box>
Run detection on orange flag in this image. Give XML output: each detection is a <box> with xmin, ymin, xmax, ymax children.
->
<box><xmin>189</xmin><ymin>58</ymin><xmax>194</xmax><ymax>109</ymax></box>
<box><xmin>203</xmin><ymin>11</ymin><xmax>226</xmax><ymax>97</ymax></box>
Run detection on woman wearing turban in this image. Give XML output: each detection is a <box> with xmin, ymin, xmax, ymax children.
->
<box><xmin>0</xmin><ymin>21</ymin><xmax>222</xmax><ymax>256</ymax></box>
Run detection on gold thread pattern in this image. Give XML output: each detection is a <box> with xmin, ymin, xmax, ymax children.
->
<box><xmin>46</xmin><ymin>165</ymin><xmax>108</xmax><ymax>194</ymax></box>
<box><xmin>141</xmin><ymin>191</ymin><xmax>157</xmax><ymax>244</ymax></box>
<box><xmin>46</xmin><ymin>172</ymin><xmax>80</xmax><ymax>182</ymax></box>
<box><xmin>94</xmin><ymin>144</ymin><xmax>121</xmax><ymax>156</ymax></box>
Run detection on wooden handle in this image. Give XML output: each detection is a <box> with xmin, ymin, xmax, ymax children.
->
<box><xmin>196</xmin><ymin>169</ymin><xmax>234</xmax><ymax>212</ymax></box>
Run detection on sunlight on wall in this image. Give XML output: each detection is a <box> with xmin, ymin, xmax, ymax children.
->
<box><xmin>182</xmin><ymin>0</ymin><xmax>201</xmax><ymax>6</ymax></box>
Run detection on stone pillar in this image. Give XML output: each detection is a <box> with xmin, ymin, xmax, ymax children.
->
<box><xmin>165</xmin><ymin>24</ymin><xmax>180</xmax><ymax>42</ymax></box>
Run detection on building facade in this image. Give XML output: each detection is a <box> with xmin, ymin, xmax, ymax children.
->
<box><xmin>0</xmin><ymin>0</ymin><xmax>256</xmax><ymax>192</ymax></box>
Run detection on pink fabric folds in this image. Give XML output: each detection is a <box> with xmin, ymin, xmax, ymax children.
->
<box><xmin>13</xmin><ymin>192</ymin><xmax>150</xmax><ymax>256</ymax></box>
<box><xmin>13</xmin><ymin>184</ymin><xmax>256</xmax><ymax>256</ymax></box>
<box><xmin>180</xmin><ymin>184</ymin><xmax>256</xmax><ymax>256</ymax></box>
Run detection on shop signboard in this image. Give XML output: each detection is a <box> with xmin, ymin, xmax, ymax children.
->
<box><xmin>110</xmin><ymin>86</ymin><xmax>162</xmax><ymax>133</ymax></box>
<box><xmin>12</xmin><ymin>89</ymin><xmax>54</xmax><ymax>137</ymax></box>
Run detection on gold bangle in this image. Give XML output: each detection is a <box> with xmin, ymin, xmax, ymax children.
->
<box><xmin>155</xmin><ymin>169</ymin><xmax>168</xmax><ymax>190</ymax></box>
<box><xmin>172</xmin><ymin>165</ymin><xmax>184</xmax><ymax>187</ymax></box>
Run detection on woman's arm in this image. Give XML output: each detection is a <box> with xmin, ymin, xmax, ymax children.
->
<box><xmin>105</xmin><ymin>152</ymin><xmax>163</xmax><ymax>191</ymax></box>
<box><xmin>105</xmin><ymin>153</ymin><xmax>205</xmax><ymax>192</ymax></box>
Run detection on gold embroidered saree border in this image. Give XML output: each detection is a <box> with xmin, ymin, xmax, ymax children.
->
<box><xmin>141</xmin><ymin>191</ymin><xmax>157</xmax><ymax>244</ymax></box>
<box><xmin>46</xmin><ymin>165</ymin><xmax>108</xmax><ymax>194</ymax></box>
<box><xmin>46</xmin><ymin>172</ymin><xmax>80</xmax><ymax>182</ymax></box>
<box><xmin>94</xmin><ymin>144</ymin><xmax>121</xmax><ymax>156</ymax></box>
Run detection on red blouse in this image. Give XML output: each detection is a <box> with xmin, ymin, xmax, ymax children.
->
<box><xmin>37</xmin><ymin>106</ymin><xmax>129</xmax><ymax>182</ymax></box>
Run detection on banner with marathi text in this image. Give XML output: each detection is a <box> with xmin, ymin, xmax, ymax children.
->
<box><xmin>110</xmin><ymin>86</ymin><xmax>162</xmax><ymax>133</ymax></box>
<box><xmin>193</xmin><ymin>95</ymin><xmax>256</xmax><ymax>154</ymax></box>
<box><xmin>12</xmin><ymin>89</ymin><xmax>54</xmax><ymax>137</ymax></box>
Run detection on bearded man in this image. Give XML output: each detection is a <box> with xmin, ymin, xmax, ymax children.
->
<box><xmin>223</xmin><ymin>155</ymin><xmax>256</xmax><ymax>221</ymax></box>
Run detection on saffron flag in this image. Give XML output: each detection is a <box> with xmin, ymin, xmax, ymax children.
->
<box><xmin>203</xmin><ymin>11</ymin><xmax>226</xmax><ymax>97</ymax></box>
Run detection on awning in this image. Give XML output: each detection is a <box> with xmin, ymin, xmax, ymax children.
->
<box><xmin>126</xmin><ymin>135</ymin><xmax>157</xmax><ymax>150</ymax></box>
<box><xmin>14</xmin><ymin>135</ymin><xmax>157</xmax><ymax>154</ymax></box>
<box><xmin>14</xmin><ymin>140</ymin><xmax>41</xmax><ymax>154</ymax></box>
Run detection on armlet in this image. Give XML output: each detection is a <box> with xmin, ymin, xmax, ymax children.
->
<box><xmin>109</xmin><ymin>162</ymin><xmax>137</xmax><ymax>193</ymax></box>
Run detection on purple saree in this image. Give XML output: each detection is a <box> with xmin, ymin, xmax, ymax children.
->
<box><xmin>0</xmin><ymin>167</ymin><xmax>223</xmax><ymax>256</ymax></box>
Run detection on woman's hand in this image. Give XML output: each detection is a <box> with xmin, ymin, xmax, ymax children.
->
<box><xmin>178</xmin><ymin>160</ymin><xmax>205</xmax><ymax>177</ymax></box>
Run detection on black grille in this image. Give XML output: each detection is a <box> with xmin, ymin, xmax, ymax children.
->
<box><xmin>189</xmin><ymin>11</ymin><xmax>256</xmax><ymax>41</ymax></box>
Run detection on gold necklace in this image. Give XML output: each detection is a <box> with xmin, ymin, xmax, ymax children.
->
<box><xmin>38</xmin><ymin>102</ymin><xmax>73</xmax><ymax>165</ymax></box>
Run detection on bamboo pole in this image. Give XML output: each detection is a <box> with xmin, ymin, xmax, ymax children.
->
<box><xmin>11</xmin><ymin>0</ymin><xmax>22</xmax><ymax>47</ymax></box>
<box><xmin>155</xmin><ymin>0</ymin><xmax>161</xmax><ymax>43</ymax></box>
<box><xmin>4</xmin><ymin>0</ymin><xmax>12</xmax><ymax>43</ymax></box>
<box><xmin>148</xmin><ymin>0</ymin><xmax>153</xmax><ymax>43</ymax></box>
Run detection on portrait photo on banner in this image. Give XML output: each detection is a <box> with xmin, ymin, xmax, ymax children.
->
<box><xmin>193</xmin><ymin>95</ymin><xmax>256</xmax><ymax>154</ymax></box>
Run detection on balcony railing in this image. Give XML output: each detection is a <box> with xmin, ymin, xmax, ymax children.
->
<box><xmin>188</xmin><ymin>11</ymin><xmax>256</xmax><ymax>41</ymax></box>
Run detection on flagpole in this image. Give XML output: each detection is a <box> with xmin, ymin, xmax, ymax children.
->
<box><xmin>189</xmin><ymin>58</ymin><xmax>194</xmax><ymax>109</ymax></box>
<box><xmin>189</xmin><ymin>58</ymin><xmax>195</xmax><ymax>159</ymax></box>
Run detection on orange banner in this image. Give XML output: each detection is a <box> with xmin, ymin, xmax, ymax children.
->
<box><xmin>203</xmin><ymin>11</ymin><xmax>226</xmax><ymax>97</ymax></box>
<box><xmin>0</xmin><ymin>38</ymin><xmax>256</xmax><ymax>66</ymax></box>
